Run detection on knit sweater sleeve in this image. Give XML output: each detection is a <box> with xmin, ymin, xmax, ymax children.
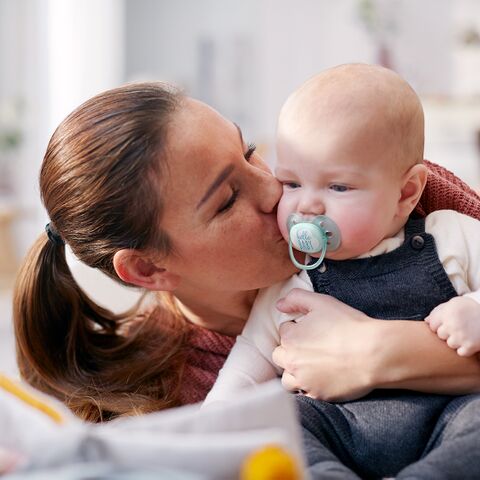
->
<box><xmin>178</xmin><ymin>325</ymin><xmax>235</xmax><ymax>406</ymax></box>
<box><xmin>415</xmin><ymin>160</ymin><xmax>480</xmax><ymax>220</ymax></box>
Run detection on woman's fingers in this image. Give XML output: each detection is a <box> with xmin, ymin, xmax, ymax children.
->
<box><xmin>273</xmin><ymin>340</ymin><xmax>304</xmax><ymax>392</ymax></box>
<box><xmin>280</xmin><ymin>371</ymin><xmax>302</xmax><ymax>392</ymax></box>
<box><xmin>276</xmin><ymin>288</ymin><xmax>363</xmax><ymax>321</ymax></box>
<box><xmin>274</xmin><ymin>292</ymin><xmax>378</xmax><ymax>401</ymax></box>
<box><xmin>276</xmin><ymin>288</ymin><xmax>333</xmax><ymax>315</ymax></box>
<box><xmin>271</xmin><ymin>344</ymin><xmax>287</xmax><ymax>369</ymax></box>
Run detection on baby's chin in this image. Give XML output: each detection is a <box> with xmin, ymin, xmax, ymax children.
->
<box><xmin>309</xmin><ymin>250</ymin><xmax>338</xmax><ymax>259</ymax></box>
<box><xmin>314</xmin><ymin>249</ymin><xmax>350</xmax><ymax>261</ymax></box>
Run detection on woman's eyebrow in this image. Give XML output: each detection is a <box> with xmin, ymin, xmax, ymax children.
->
<box><xmin>196</xmin><ymin>163</ymin><xmax>235</xmax><ymax>209</ymax></box>
<box><xmin>233</xmin><ymin>122</ymin><xmax>244</xmax><ymax>146</ymax></box>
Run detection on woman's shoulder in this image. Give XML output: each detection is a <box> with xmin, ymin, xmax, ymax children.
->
<box><xmin>186</xmin><ymin>322</ymin><xmax>235</xmax><ymax>355</ymax></box>
<box><xmin>418</xmin><ymin>160</ymin><xmax>480</xmax><ymax>219</ymax></box>
<box><xmin>179</xmin><ymin>324</ymin><xmax>235</xmax><ymax>405</ymax></box>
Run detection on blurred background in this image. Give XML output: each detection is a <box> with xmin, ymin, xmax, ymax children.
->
<box><xmin>1</xmin><ymin>0</ymin><xmax>480</xmax><ymax>375</ymax></box>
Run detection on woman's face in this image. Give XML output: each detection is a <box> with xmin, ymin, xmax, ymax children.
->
<box><xmin>160</xmin><ymin>98</ymin><xmax>297</xmax><ymax>295</ymax></box>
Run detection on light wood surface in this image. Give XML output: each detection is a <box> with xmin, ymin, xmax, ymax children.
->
<box><xmin>0</xmin><ymin>206</ymin><xmax>18</xmax><ymax>289</ymax></box>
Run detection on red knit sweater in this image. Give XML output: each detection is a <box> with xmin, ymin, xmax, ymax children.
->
<box><xmin>179</xmin><ymin>160</ymin><xmax>480</xmax><ymax>405</ymax></box>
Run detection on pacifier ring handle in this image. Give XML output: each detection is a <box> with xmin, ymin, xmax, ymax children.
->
<box><xmin>288</xmin><ymin>234</ymin><xmax>327</xmax><ymax>271</ymax></box>
<box><xmin>286</xmin><ymin>213</ymin><xmax>340</xmax><ymax>271</ymax></box>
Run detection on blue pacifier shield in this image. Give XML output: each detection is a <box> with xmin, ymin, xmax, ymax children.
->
<box><xmin>287</xmin><ymin>214</ymin><xmax>341</xmax><ymax>253</ymax></box>
<box><xmin>289</xmin><ymin>223</ymin><xmax>324</xmax><ymax>253</ymax></box>
<box><xmin>286</xmin><ymin>214</ymin><xmax>341</xmax><ymax>271</ymax></box>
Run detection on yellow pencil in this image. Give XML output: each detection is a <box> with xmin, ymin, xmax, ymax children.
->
<box><xmin>0</xmin><ymin>373</ymin><xmax>64</xmax><ymax>424</ymax></box>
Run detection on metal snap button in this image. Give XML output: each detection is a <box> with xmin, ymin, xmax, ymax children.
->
<box><xmin>319</xmin><ymin>263</ymin><xmax>327</xmax><ymax>273</ymax></box>
<box><xmin>410</xmin><ymin>235</ymin><xmax>425</xmax><ymax>250</ymax></box>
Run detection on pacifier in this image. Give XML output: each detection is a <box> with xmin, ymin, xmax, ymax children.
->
<box><xmin>287</xmin><ymin>213</ymin><xmax>341</xmax><ymax>270</ymax></box>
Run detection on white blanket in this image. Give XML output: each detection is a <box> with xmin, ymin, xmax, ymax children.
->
<box><xmin>0</xmin><ymin>375</ymin><xmax>305</xmax><ymax>479</ymax></box>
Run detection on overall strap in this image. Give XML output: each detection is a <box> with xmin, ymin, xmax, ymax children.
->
<box><xmin>404</xmin><ymin>216</ymin><xmax>426</xmax><ymax>237</ymax></box>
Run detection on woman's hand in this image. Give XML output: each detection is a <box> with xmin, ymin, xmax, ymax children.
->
<box><xmin>272</xmin><ymin>289</ymin><xmax>480</xmax><ymax>400</ymax></box>
<box><xmin>272</xmin><ymin>289</ymin><xmax>378</xmax><ymax>402</ymax></box>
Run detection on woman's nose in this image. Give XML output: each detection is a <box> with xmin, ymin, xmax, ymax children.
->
<box><xmin>255</xmin><ymin>168</ymin><xmax>282</xmax><ymax>214</ymax></box>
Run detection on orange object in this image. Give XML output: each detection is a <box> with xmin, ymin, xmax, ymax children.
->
<box><xmin>240</xmin><ymin>444</ymin><xmax>302</xmax><ymax>480</ymax></box>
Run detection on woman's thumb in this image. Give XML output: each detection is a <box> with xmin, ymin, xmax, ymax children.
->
<box><xmin>276</xmin><ymin>288</ymin><xmax>312</xmax><ymax>315</ymax></box>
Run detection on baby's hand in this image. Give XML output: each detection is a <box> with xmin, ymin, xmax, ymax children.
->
<box><xmin>425</xmin><ymin>297</ymin><xmax>480</xmax><ymax>357</ymax></box>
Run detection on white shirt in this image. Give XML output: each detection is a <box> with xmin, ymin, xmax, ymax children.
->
<box><xmin>204</xmin><ymin>210</ymin><xmax>480</xmax><ymax>405</ymax></box>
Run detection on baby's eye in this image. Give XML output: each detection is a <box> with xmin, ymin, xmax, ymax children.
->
<box><xmin>283</xmin><ymin>182</ymin><xmax>301</xmax><ymax>189</ymax></box>
<box><xmin>329</xmin><ymin>184</ymin><xmax>349</xmax><ymax>192</ymax></box>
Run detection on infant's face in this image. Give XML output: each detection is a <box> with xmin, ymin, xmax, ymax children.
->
<box><xmin>275</xmin><ymin>116</ymin><xmax>405</xmax><ymax>260</ymax></box>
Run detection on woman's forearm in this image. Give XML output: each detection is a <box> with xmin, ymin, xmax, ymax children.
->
<box><xmin>371</xmin><ymin>320</ymin><xmax>480</xmax><ymax>394</ymax></box>
<box><xmin>274</xmin><ymin>290</ymin><xmax>480</xmax><ymax>400</ymax></box>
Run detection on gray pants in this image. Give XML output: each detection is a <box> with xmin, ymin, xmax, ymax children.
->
<box><xmin>298</xmin><ymin>393</ymin><xmax>480</xmax><ymax>479</ymax></box>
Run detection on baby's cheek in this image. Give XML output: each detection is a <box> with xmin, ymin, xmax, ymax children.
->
<box><xmin>277</xmin><ymin>195</ymin><xmax>292</xmax><ymax>242</ymax></box>
<box><xmin>338</xmin><ymin>213</ymin><xmax>382</xmax><ymax>252</ymax></box>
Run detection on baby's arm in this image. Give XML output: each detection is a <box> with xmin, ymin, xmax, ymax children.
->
<box><xmin>425</xmin><ymin>211</ymin><xmax>480</xmax><ymax>356</ymax></box>
<box><xmin>202</xmin><ymin>335</ymin><xmax>279</xmax><ymax>406</ymax></box>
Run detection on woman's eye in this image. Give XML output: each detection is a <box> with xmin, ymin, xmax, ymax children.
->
<box><xmin>283</xmin><ymin>182</ymin><xmax>301</xmax><ymax>189</ymax></box>
<box><xmin>244</xmin><ymin>142</ymin><xmax>256</xmax><ymax>161</ymax></box>
<box><xmin>330</xmin><ymin>184</ymin><xmax>349</xmax><ymax>192</ymax></box>
<box><xmin>217</xmin><ymin>189</ymin><xmax>239</xmax><ymax>214</ymax></box>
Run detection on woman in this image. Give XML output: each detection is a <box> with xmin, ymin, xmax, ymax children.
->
<box><xmin>13</xmin><ymin>82</ymin><xmax>480</xmax><ymax>475</ymax></box>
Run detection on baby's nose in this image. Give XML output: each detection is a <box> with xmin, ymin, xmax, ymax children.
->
<box><xmin>298</xmin><ymin>194</ymin><xmax>325</xmax><ymax>216</ymax></box>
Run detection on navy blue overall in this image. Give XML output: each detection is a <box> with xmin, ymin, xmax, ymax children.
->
<box><xmin>297</xmin><ymin>217</ymin><xmax>480</xmax><ymax>479</ymax></box>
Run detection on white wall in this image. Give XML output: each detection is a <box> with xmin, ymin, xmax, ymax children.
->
<box><xmin>125</xmin><ymin>0</ymin><xmax>375</xmax><ymax>151</ymax></box>
<box><xmin>3</xmin><ymin>0</ymin><xmax>479</xmax><ymax>259</ymax></box>
<box><xmin>46</xmin><ymin>0</ymin><xmax>132</xmax><ymax>305</ymax></box>
<box><xmin>47</xmin><ymin>0</ymin><xmax>126</xmax><ymax>130</ymax></box>
<box><xmin>124</xmin><ymin>0</ymin><xmax>461</xmax><ymax>167</ymax></box>
<box><xmin>1</xmin><ymin>0</ymin><xmax>126</xmax><ymax>258</ymax></box>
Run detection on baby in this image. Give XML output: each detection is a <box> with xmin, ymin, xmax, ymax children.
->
<box><xmin>204</xmin><ymin>64</ymin><xmax>480</xmax><ymax>406</ymax></box>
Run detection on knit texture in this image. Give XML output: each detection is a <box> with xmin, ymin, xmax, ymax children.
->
<box><xmin>415</xmin><ymin>160</ymin><xmax>480</xmax><ymax>219</ymax></box>
<box><xmin>179</xmin><ymin>325</ymin><xmax>234</xmax><ymax>405</ymax></box>
<box><xmin>179</xmin><ymin>161</ymin><xmax>480</xmax><ymax>405</ymax></box>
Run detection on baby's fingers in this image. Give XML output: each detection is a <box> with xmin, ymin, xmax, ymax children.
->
<box><xmin>457</xmin><ymin>344</ymin><xmax>477</xmax><ymax>357</ymax></box>
<box><xmin>425</xmin><ymin>313</ymin><xmax>443</xmax><ymax>333</ymax></box>
<box><xmin>436</xmin><ymin>324</ymin><xmax>450</xmax><ymax>341</ymax></box>
<box><xmin>457</xmin><ymin>346</ymin><xmax>470</xmax><ymax>357</ymax></box>
<box><xmin>446</xmin><ymin>335</ymin><xmax>461</xmax><ymax>350</ymax></box>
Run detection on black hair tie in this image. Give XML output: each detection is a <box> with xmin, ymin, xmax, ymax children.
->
<box><xmin>45</xmin><ymin>222</ymin><xmax>65</xmax><ymax>246</ymax></box>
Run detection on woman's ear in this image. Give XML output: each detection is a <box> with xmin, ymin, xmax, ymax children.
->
<box><xmin>113</xmin><ymin>249</ymin><xmax>181</xmax><ymax>291</ymax></box>
<box><xmin>397</xmin><ymin>163</ymin><xmax>428</xmax><ymax>217</ymax></box>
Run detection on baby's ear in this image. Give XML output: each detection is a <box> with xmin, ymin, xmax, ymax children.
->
<box><xmin>397</xmin><ymin>163</ymin><xmax>428</xmax><ymax>217</ymax></box>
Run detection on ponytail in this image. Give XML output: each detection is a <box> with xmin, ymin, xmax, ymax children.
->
<box><xmin>14</xmin><ymin>82</ymin><xmax>193</xmax><ymax>421</ymax></box>
<box><xmin>14</xmin><ymin>233</ymin><xmax>189</xmax><ymax>422</ymax></box>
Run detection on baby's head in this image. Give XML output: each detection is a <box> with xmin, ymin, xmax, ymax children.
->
<box><xmin>276</xmin><ymin>64</ymin><xmax>428</xmax><ymax>260</ymax></box>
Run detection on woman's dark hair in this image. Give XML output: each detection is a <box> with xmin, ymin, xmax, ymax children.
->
<box><xmin>13</xmin><ymin>83</ymin><xmax>190</xmax><ymax>422</ymax></box>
